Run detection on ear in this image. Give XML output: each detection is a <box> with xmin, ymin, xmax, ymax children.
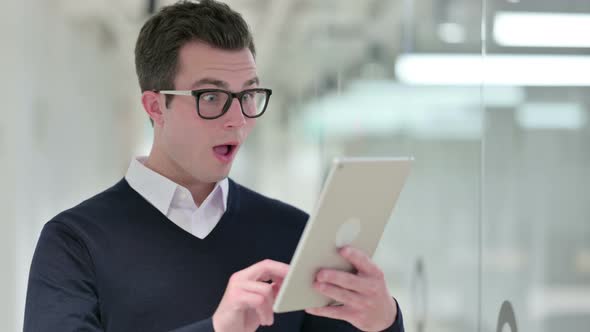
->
<box><xmin>141</xmin><ymin>91</ymin><xmax>166</xmax><ymax>126</ymax></box>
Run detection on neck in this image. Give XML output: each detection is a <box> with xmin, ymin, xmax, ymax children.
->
<box><xmin>144</xmin><ymin>149</ymin><xmax>215</xmax><ymax>207</ymax></box>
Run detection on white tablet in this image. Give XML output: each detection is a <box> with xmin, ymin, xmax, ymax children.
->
<box><xmin>273</xmin><ymin>157</ymin><xmax>413</xmax><ymax>313</ymax></box>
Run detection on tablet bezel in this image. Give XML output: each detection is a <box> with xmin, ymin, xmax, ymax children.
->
<box><xmin>273</xmin><ymin>157</ymin><xmax>412</xmax><ymax>313</ymax></box>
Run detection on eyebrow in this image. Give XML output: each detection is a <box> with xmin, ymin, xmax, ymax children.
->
<box><xmin>243</xmin><ymin>77</ymin><xmax>259</xmax><ymax>87</ymax></box>
<box><xmin>191</xmin><ymin>77</ymin><xmax>260</xmax><ymax>90</ymax></box>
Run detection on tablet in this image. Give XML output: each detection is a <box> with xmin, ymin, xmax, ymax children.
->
<box><xmin>273</xmin><ymin>157</ymin><xmax>413</xmax><ymax>313</ymax></box>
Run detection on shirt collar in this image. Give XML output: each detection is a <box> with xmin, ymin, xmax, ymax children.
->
<box><xmin>125</xmin><ymin>156</ymin><xmax>229</xmax><ymax>215</ymax></box>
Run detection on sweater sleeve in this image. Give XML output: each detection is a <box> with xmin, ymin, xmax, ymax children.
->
<box><xmin>300</xmin><ymin>298</ymin><xmax>404</xmax><ymax>332</ymax></box>
<box><xmin>24</xmin><ymin>221</ymin><xmax>103</xmax><ymax>332</ymax></box>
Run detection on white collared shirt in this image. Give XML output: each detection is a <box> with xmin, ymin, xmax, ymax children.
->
<box><xmin>125</xmin><ymin>157</ymin><xmax>229</xmax><ymax>239</ymax></box>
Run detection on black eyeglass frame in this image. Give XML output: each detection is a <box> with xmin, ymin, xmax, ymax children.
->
<box><xmin>155</xmin><ymin>88</ymin><xmax>273</xmax><ymax>120</ymax></box>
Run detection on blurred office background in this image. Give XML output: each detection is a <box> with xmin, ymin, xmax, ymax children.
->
<box><xmin>1</xmin><ymin>0</ymin><xmax>589</xmax><ymax>331</ymax></box>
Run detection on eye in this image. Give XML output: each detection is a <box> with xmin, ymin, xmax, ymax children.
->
<box><xmin>201</xmin><ymin>92</ymin><xmax>220</xmax><ymax>103</ymax></box>
<box><xmin>241</xmin><ymin>91</ymin><xmax>255</xmax><ymax>102</ymax></box>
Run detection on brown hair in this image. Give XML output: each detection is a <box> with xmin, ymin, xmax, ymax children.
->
<box><xmin>134</xmin><ymin>0</ymin><xmax>256</xmax><ymax>122</ymax></box>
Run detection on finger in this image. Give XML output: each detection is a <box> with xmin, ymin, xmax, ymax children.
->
<box><xmin>235</xmin><ymin>291</ymin><xmax>270</xmax><ymax>325</ymax></box>
<box><xmin>316</xmin><ymin>269</ymin><xmax>374</xmax><ymax>295</ymax></box>
<box><xmin>240</xmin><ymin>282</ymin><xmax>274</xmax><ymax>325</ymax></box>
<box><xmin>249</xmin><ymin>292</ymin><xmax>273</xmax><ymax>326</ymax></box>
<box><xmin>254</xmin><ymin>301</ymin><xmax>272</xmax><ymax>326</ymax></box>
<box><xmin>339</xmin><ymin>246</ymin><xmax>383</xmax><ymax>278</ymax></box>
<box><xmin>313</xmin><ymin>282</ymin><xmax>365</xmax><ymax>309</ymax></box>
<box><xmin>240</xmin><ymin>280</ymin><xmax>274</xmax><ymax>297</ymax></box>
<box><xmin>305</xmin><ymin>304</ymin><xmax>355</xmax><ymax>321</ymax></box>
<box><xmin>241</xmin><ymin>259</ymin><xmax>290</xmax><ymax>282</ymax></box>
<box><xmin>271</xmin><ymin>278</ymin><xmax>284</xmax><ymax>298</ymax></box>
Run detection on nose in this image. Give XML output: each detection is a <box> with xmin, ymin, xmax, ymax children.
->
<box><xmin>223</xmin><ymin>97</ymin><xmax>246</xmax><ymax>128</ymax></box>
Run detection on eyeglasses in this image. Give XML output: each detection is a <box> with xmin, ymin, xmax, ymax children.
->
<box><xmin>155</xmin><ymin>88</ymin><xmax>272</xmax><ymax>120</ymax></box>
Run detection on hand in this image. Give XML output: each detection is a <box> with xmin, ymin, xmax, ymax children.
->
<box><xmin>304</xmin><ymin>246</ymin><xmax>397</xmax><ymax>332</ymax></box>
<box><xmin>212</xmin><ymin>259</ymin><xmax>288</xmax><ymax>332</ymax></box>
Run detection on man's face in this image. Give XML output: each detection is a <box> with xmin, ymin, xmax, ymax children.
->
<box><xmin>156</xmin><ymin>42</ymin><xmax>258</xmax><ymax>184</ymax></box>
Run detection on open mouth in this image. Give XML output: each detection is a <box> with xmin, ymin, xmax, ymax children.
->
<box><xmin>212</xmin><ymin>143</ymin><xmax>238</xmax><ymax>162</ymax></box>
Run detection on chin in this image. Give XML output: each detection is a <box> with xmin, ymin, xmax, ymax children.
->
<box><xmin>205</xmin><ymin>167</ymin><xmax>232</xmax><ymax>183</ymax></box>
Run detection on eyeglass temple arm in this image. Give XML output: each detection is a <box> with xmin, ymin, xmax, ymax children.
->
<box><xmin>156</xmin><ymin>90</ymin><xmax>193</xmax><ymax>96</ymax></box>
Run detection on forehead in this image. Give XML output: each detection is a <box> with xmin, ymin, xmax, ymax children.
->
<box><xmin>175</xmin><ymin>41</ymin><xmax>257</xmax><ymax>89</ymax></box>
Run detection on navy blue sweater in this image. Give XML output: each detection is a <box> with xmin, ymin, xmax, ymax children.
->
<box><xmin>24</xmin><ymin>178</ymin><xmax>404</xmax><ymax>332</ymax></box>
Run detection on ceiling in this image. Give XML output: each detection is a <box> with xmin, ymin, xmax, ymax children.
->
<box><xmin>55</xmin><ymin>0</ymin><xmax>590</xmax><ymax>112</ymax></box>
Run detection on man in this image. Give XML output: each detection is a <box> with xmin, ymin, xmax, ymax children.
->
<box><xmin>24</xmin><ymin>1</ymin><xmax>404</xmax><ymax>331</ymax></box>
